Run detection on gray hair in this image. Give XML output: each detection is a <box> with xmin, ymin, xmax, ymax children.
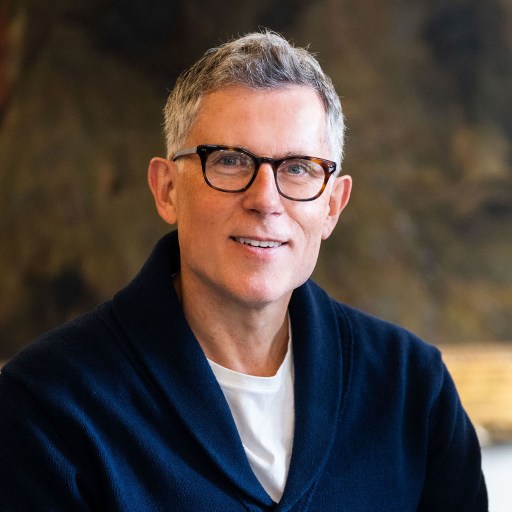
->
<box><xmin>163</xmin><ymin>31</ymin><xmax>345</xmax><ymax>168</ymax></box>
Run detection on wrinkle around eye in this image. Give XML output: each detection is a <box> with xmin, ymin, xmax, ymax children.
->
<box><xmin>280</xmin><ymin>161</ymin><xmax>322</xmax><ymax>178</ymax></box>
<box><xmin>212</xmin><ymin>153</ymin><xmax>253</xmax><ymax>169</ymax></box>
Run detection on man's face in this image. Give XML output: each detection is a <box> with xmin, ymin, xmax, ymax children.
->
<box><xmin>151</xmin><ymin>85</ymin><xmax>351</xmax><ymax>309</ymax></box>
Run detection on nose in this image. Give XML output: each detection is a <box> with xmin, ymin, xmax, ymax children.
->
<box><xmin>242</xmin><ymin>163</ymin><xmax>284</xmax><ymax>214</ymax></box>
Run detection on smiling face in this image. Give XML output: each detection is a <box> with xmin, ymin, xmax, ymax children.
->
<box><xmin>149</xmin><ymin>85</ymin><xmax>351</xmax><ymax>311</ymax></box>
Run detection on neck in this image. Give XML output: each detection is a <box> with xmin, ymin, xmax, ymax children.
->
<box><xmin>174</xmin><ymin>273</ymin><xmax>290</xmax><ymax>377</ymax></box>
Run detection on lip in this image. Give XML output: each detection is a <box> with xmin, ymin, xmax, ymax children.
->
<box><xmin>231</xmin><ymin>236</ymin><xmax>287</xmax><ymax>249</ymax></box>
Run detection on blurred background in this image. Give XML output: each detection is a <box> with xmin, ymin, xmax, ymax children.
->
<box><xmin>2</xmin><ymin>0</ymin><xmax>512</xmax><ymax>354</ymax></box>
<box><xmin>0</xmin><ymin>0</ymin><xmax>511</xmax><ymax>507</ymax></box>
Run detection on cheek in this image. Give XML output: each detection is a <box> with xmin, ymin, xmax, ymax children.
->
<box><xmin>297</xmin><ymin>199</ymin><xmax>331</xmax><ymax>238</ymax></box>
<box><xmin>296</xmin><ymin>205</ymin><xmax>332</xmax><ymax>271</ymax></box>
<box><xmin>292</xmin><ymin>214</ymin><xmax>327</xmax><ymax>271</ymax></box>
<box><xmin>174</xmin><ymin>176</ymin><xmax>209</xmax><ymax>225</ymax></box>
<box><xmin>292</xmin><ymin>233</ymin><xmax>323</xmax><ymax>287</ymax></box>
<box><xmin>179</xmin><ymin>202</ymin><xmax>211</xmax><ymax>235</ymax></box>
<box><xmin>177</xmin><ymin>189</ymin><xmax>233</xmax><ymax>246</ymax></box>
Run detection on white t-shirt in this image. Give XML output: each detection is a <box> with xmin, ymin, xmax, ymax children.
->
<box><xmin>207</xmin><ymin>336</ymin><xmax>294</xmax><ymax>503</ymax></box>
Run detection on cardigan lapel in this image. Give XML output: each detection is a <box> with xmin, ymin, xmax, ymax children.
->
<box><xmin>111</xmin><ymin>231</ymin><xmax>346</xmax><ymax>510</ymax></box>
<box><xmin>277</xmin><ymin>281</ymin><xmax>345</xmax><ymax>511</ymax></box>
<box><xmin>110</xmin><ymin>231</ymin><xmax>273</xmax><ymax>507</ymax></box>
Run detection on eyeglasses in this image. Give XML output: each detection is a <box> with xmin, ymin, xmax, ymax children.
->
<box><xmin>172</xmin><ymin>144</ymin><xmax>337</xmax><ymax>202</ymax></box>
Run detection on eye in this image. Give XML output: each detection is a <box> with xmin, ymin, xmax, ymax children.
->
<box><xmin>280</xmin><ymin>159</ymin><xmax>322</xmax><ymax>178</ymax></box>
<box><xmin>287</xmin><ymin>163</ymin><xmax>306</xmax><ymax>175</ymax></box>
<box><xmin>211</xmin><ymin>151</ymin><xmax>252</xmax><ymax>169</ymax></box>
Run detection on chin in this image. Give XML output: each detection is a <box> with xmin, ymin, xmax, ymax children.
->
<box><xmin>226</xmin><ymin>276</ymin><xmax>304</xmax><ymax>309</ymax></box>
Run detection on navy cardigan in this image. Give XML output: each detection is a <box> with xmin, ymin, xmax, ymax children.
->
<box><xmin>0</xmin><ymin>231</ymin><xmax>487</xmax><ymax>511</ymax></box>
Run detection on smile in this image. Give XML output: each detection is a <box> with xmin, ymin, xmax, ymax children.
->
<box><xmin>233</xmin><ymin>237</ymin><xmax>283</xmax><ymax>248</ymax></box>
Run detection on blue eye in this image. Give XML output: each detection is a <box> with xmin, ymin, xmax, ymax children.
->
<box><xmin>219</xmin><ymin>155</ymin><xmax>239</xmax><ymax>166</ymax></box>
<box><xmin>279</xmin><ymin>159</ymin><xmax>323</xmax><ymax>178</ymax></box>
<box><xmin>212</xmin><ymin>151</ymin><xmax>252</xmax><ymax>169</ymax></box>
<box><xmin>285</xmin><ymin>163</ymin><xmax>309</xmax><ymax>176</ymax></box>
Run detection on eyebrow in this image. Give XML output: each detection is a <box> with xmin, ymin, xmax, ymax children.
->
<box><xmin>236</xmin><ymin>145</ymin><xmax>316</xmax><ymax>159</ymax></box>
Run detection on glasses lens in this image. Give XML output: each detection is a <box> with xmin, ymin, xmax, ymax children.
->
<box><xmin>276</xmin><ymin>159</ymin><xmax>326</xmax><ymax>200</ymax></box>
<box><xmin>205</xmin><ymin>149</ymin><xmax>255</xmax><ymax>191</ymax></box>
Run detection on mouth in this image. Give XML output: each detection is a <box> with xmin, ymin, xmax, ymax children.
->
<box><xmin>232</xmin><ymin>237</ymin><xmax>284</xmax><ymax>248</ymax></box>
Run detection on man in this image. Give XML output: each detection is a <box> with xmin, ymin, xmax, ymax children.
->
<box><xmin>0</xmin><ymin>31</ymin><xmax>487</xmax><ymax>511</ymax></box>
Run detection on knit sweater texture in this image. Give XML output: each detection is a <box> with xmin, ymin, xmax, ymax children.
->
<box><xmin>0</xmin><ymin>231</ymin><xmax>487</xmax><ymax>511</ymax></box>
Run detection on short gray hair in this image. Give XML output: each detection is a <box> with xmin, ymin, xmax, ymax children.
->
<box><xmin>163</xmin><ymin>31</ymin><xmax>345</xmax><ymax>167</ymax></box>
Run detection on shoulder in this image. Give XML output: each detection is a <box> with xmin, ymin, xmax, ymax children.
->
<box><xmin>1</xmin><ymin>301</ymin><xmax>125</xmax><ymax>397</ymax></box>
<box><xmin>297</xmin><ymin>279</ymin><xmax>442</xmax><ymax>356</ymax></box>
<box><xmin>307</xmin><ymin>279</ymin><xmax>440</xmax><ymax>354</ymax></box>
<box><xmin>304</xmin><ymin>280</ymin><xmax>444</xmax><ymax>388</ymax></box>
<box><xmin>294</xmin><ymin>279</ymin><xmax>445</xmax><ymax>399</ymax></box>
<box><xmin>317</xmin><ymin>288</ymin><xmax>459</xmax><ymax>439</ymax></box>
<box><xmin>337</xmin><ymin>298</ymin><xmax>440</xmax><ymax>354</ymax></box>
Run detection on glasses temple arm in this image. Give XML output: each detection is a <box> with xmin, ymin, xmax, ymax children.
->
<box><xmin>172</xmin><ymin>146</ymin><xmax>198</xmax><ymax>161</ymax></box>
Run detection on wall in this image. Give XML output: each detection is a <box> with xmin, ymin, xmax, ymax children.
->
<box><xmin>1</xmin><ymin>0</ymin><xmax>511</xmax><ymax>356</ymax></box>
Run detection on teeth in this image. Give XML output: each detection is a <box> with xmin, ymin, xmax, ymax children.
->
<box><xmin>236</xmin><ymin>237</ymin><xmax>282</xmax><ymax>248</ymax></box>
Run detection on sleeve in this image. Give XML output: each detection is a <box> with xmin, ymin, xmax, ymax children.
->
<box><xmin>0</xmin><ymin>371</ymin><xmax>95</xmax><ymax>512</ymax></box>
<box><xmin>417</xmin><ymin>362</ymin><xmax>488</xmax><ymax>511</ymax></box>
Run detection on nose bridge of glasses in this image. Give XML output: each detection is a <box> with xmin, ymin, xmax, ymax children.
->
<box><xmin>250</xmin><ymin>157</ymin><xmax>281</xmax><ymax>195</ymax></box>
<box><xmin>255</xmin><ymin>155</ymin><xmax>279</xmax><ymax>173</ymax></box>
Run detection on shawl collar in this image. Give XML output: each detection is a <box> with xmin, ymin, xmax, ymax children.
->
<box><xmin>280</xmin><ymin>279</ymin><xmax>346</xmax><ymax>510</ymax></box>
<box><xmin>111</xmin><ymin>231</ymin><xmax>347</xmax><ymax>510</ymax></box>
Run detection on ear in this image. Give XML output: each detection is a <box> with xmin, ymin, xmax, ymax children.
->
<box><xmin>321</xmin><ymin>175</ymin><xmax>352</xmax><ymax>240</ymax></box>
<box><xmin>148</xmin><ymin>157</ymin><xmax>179</xmax><ymax>225</ymax></box>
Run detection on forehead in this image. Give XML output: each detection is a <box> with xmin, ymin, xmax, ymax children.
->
<box><xmin>186</xmin><ymin>85</ymin><xmax>330</xmax><ymax>157</ymax></box>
